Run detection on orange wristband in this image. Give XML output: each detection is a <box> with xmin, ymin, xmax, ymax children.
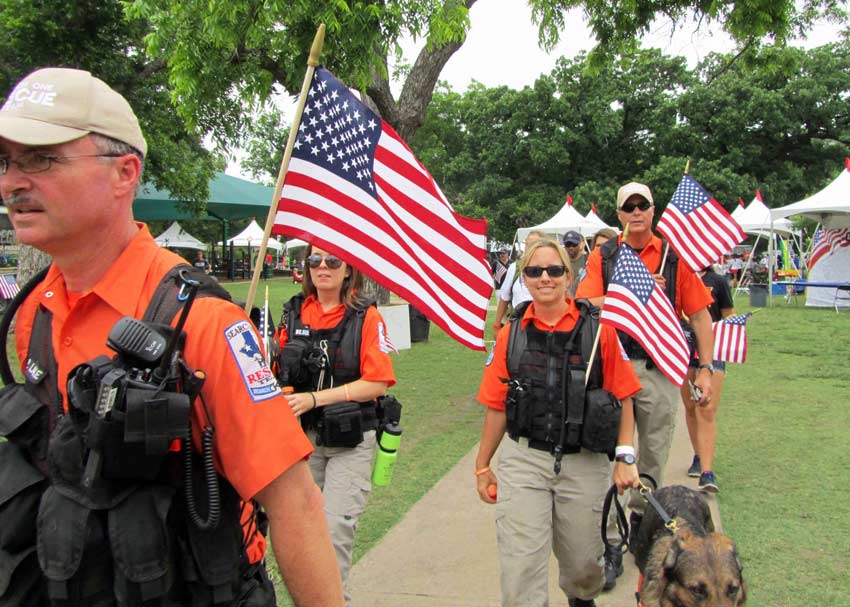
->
<box><xmin>475</xmin><ymin>466</ymin><xmax>491</xmax><ymax>476</ymax></box>
<box><xmin>344</xmin><ymin>384</ymin><xmax>351</xmax><ymax>401</ymax></box>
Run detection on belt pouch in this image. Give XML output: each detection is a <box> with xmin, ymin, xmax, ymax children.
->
<box><xmin>0</xmin><ymin>442</ymin><xmax>46</xmax><ymax>606</ymax></box>
<box><xmin>0</xmin><ymin>383</ymin><xmax>49</xmax><ymax>466</ymax></box>
<box><xmin>581</xmin><ymin>389</ymin><xmax>621</xmax><ymax>458</ymax></box>
<box><xmin>109</xmin><ymin>485</ymin><xmax>174</xmax><ymax>604</ymax></box>
<box><xmin>564</xmin><ymin>367</ymin><xmax>586</xmax><ymax>449</ymax></box>
<box><xmin>319</xmin><ymin>402</ymin><xmax>364</xmax><ymax>448</ymax></box>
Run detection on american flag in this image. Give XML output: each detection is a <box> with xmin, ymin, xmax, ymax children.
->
<box><xmin>713</xmin><ymin>313</ymin><xmax>752</xmax><ymax>363</ymax></box>
<box><xmin>493</xmin><ymin>262</ymin><xmax>507</xmax><ymax>284</ymax></box>
<box><xmin>808</xmin><ymin>228</ymin><xmax>849</xmax><ymax>269</ymax></box>
<box><xmin>272</xmin><ymin>67</ymin><xmax>491</xmax><ymax>351</ymax></box>
<box><xmin>600</xmin><ymin>244</ymin><xmax>689</xmax><ymax>386</ymax></box>
<box><xmin>0</xmin><ymin>274</ymin><xmax>19</xmax><ymax>299</ymax></box>
<box><xmin>656</xmin><ymin>174</ymin><xmax>746</xmax><ymax>273</ymax></box>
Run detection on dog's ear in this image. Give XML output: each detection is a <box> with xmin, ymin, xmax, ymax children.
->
<box><xmin>733</xmin><ymin>542</ymin><xmax>747</xmax><ymax>604</ymax></box>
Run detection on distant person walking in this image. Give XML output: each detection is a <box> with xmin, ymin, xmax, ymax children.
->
<box><xmin>193</xmin><ymin>249</ymin><xmax>211</xmax><ymax>273</ymax></box>
<box><xmin>493</xmin><ymin>230</ymin><xmax>545</xmax><ymax>331</ymax></box>
<box><xmin>492</xmin><ymin>248</ymin><xmax>511</xmax><ymax>290</ymax></box>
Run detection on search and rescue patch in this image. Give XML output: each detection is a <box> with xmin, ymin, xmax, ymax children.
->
<box><xmin>377</xmin><ymin>321</ymin><xmax>399</xmax><ymax>354</ymax></box>
<box><xmin>224</xmin><ymin>320</ymin><xmax>281</xmax><ymax>402</ymax></box>
<box><xmin>485</xmin><ymin>346</ymin><xmax>495</xmax><ymax>366</ymax></box>
<box><xmin>618</xmin><ymin>339</ymin><xmax>630</xmax><ymax>361</ymax></box>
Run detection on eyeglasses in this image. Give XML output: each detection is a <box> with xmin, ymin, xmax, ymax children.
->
<box><xmin>307</xmin><ymin>254</ymin><xmax>344</xmax><ymax>269</ymax></box>
<box><xmin>523</xmin><ymin>265</ymin><xmax>566</xmax><ymax>279</ymax></box>
<box><xmin>0</xmin><ymin>152</ymin><xmax>124</xmax><ymax>175</ymax></box>
<box><xmin>619</xmin><ymin>200</ymin><xmax>653</xmax><ymax>213</ymax></box>
<box><xmin>564</xmin><ymin>242</ymin><xmax>580</xmax><ymax>248</ymax></box>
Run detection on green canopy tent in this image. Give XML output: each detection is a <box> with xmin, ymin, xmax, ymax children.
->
<box><xmin>132</xmin><ymin>172</ymin><xmax>276</xmax><ymax>273</ymax></box>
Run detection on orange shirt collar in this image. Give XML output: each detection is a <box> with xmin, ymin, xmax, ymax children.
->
<box><xmin>617</xmin><ymin>232</ymin><xmax>662</xmax><ymax>253</ymax></box>
<box><xmin>40</xmin><ymin>223</ymin><xmax>159</xmax><ymax>318</ymax></box>
<box><xmin>519</xmin><ymin>298</ymin><xmax>580</xmax><ymax>331</ymax></box>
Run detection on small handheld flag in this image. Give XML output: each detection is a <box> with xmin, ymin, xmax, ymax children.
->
<box><xmin>713</xmin><ymin>313</ymin><xmax>753</xmax><ymax>363</ymax></box>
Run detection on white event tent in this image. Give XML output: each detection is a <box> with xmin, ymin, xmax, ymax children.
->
<box><xmin>584</xmin><ymin>207</ymin><xmax>616</xmax><ymax>233</ymax></box>
<box><xmin>770</xmin><ymin>158</ymin><xmax>850</xmax><ymax>307</ymax></box>
<box><xmin>219</xmin><ymin>219</ymin><xmax>283</xmax><ymax>250</ymax></box>
<box><xmin>730</xmin><ymin>199</ymin><xmax>747</xmax><ymax>224</ymax></box>
<box><xmin>154</xmin><ymin>222</ymin><xmax>206</xmax><ymax>250</ymax></box>
<box><xmin>735</xmin><ymin>192</ymin><xmax>797</xmax><ymax>235</ymax></box>
<box><xmin>284</xmin><ymin>238</ymin><xmax>309</xmax><ymax>252</ymax></box>
<box><xmin>515</xmin><ymin>196</ymin><xmax>599</xmax><ymax>244</ymax></box>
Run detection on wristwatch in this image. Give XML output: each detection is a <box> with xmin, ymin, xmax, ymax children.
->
<box><xmin>697</xmin><ymin>364</ymin><xmax>714</xmax><ymax>375</ymax></box>
<box><xmin>615</xmin><ymin>453</ymin><xmax>636</xmax><ymax>465</ymax></box>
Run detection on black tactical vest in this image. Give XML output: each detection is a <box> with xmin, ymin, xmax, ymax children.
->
<box><xmin>503</xmin><ymin>300</ymin><xmax>619</xmax><ymax>462</ymax></box>
<box><xmin>0</xmin><ymin>264</ymin><xmax>276</xmax><ymax>607</ymax></box>
<box><xmin>277</xmin><ymin>293</ymin><xmax>376</xmax><ymax>430</ymax></box>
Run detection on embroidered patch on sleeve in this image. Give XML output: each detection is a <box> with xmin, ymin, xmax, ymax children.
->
<box><xmin>224</xmin><ymin>320</ymin><xmax>281</xmax><ymax>402</ymax></box>
<box><xmin>377</xmin><ymin>321</ymin><xmax>399</xmax><ymax>354</ymax></box>
<box><xmin>485</xmin><ymin>346</ymin><xmax>495</xmax><ymax>366</ymax></box>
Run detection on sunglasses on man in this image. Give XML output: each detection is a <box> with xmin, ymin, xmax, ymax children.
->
<box><xmin>619</xmin><ymin>199</ymin><xmax>653</xmax><ymax>213</ymax></box>
<box><xmin>522</xmin><ymin>265</ymin><xmax>566</xmax><ymax>279</ymax></box>
<box><xmin>307</xmin><ymin>254</ymin><xmax>344</xmax><ymax>269</ymax></box>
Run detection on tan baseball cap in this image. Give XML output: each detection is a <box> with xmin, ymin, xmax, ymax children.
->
<box><xmin>0</xmin><ymin>67</ymin><xmax>147</xmax><ymax>156</ymax></box>
<box><xmin>616</xmin><ymin>182</ymin><xmax>653</xmax><ymax>209</ymax></box>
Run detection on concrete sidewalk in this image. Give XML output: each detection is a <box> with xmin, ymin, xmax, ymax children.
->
<box><xmin>349</xmin><ymin>406</ymin><xmax>721</xmax><ymax>606</ymax></box>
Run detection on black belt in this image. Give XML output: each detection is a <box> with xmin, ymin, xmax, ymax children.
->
<box><xmin>508</xmin><ymin>433</ymin><xmax>579</xmax><ymax>456</ymax></box>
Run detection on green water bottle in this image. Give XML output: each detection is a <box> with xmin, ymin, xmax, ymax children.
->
<box><xmin>372</xmin><ymin>422</ymin><xmax>402</xmax><ymax>486</ymax></box>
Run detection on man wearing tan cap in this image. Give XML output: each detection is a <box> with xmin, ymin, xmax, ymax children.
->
<box><xmin>575</xmin><ymin>181</ymin><xmax>714</xmax><ymax>591</ymax></box>
<box><xmin>0</xmin><ymin>68</ymin><xmax>343</xmax><ymax>606</ymax></box>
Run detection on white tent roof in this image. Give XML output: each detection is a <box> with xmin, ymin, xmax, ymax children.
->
<box><xmin>285</xmin><ymin>238</ymin><xmax>309</xmax><ymax>251</ymax></box>
<box><xmin>516</xmin><ymin>198</ymin><xmax>599</xmax><ymax>242</ymax></box>
<box><xmin>730</xmin><ymin>199</ymin><xmax>746</xmax><ymax>223</ymax></box>
<box><xmin>770</xmin><ymin>159</ymin><xmax>850</xmax><ymax>230</ymax></box>
<box><xmin>735</xmin><ymin>193</ymin><xmax>797</xmax><ymax>235</ymax></box>
<box><xmin>154</xmin><ymin>222</ymin><xmax>206</xmax><ymax>250</ymax></box>
<box><xmin>219</xmin><ymin>219</ymin><xmax>283</xmax><ymax>250</ymax></box>
<box><xmin>584</xmin><ymin>208</ymin><xmax>615</xmax><ymax>233</ymax></box>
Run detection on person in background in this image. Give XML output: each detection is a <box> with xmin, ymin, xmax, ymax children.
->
<box><xmin>493</xmin><ymin>230</ymin><xmax>546</xmax><ymax>331</ymax></box>
<box><xmin>590</xmin><ymin>227</ymin><xmax>618</xmax><ymax>251</ymax></box>
<box><xmin>681</xmin><ymin>264</ymin><xmax>735</xmax><ymax>493</ymax></box>
<box><xmin>475</xmin><ymin>237</ymin><xmax>640</xmax><ymax>607</ymax></box>
<box><xmin>193</xmin><ymin>249</ymin><xmax>211</xmax><ymax>273</ymax></box>
<box><xmin>575</xmin><ymin>181</ymin><xmax>714</xmax><ymax>586</ymax></box>
<box><xmin>0</xmin><ymin>67</ymin><xmax>342</xmax><ymax>605</ymax></box>
<box><xmin>492</xmin><ymin>247</ymin><xmax>511</xmax><ymax>290</ymax></box>
<box><xmin>561</xmin><ymin>230</ymin><xmax>586</xmax><ymax>298</ymax></box>
<box><xmin>276</xmin><ymin>245</ymin><xmax>396</xmax><ymax>606</ymax></box>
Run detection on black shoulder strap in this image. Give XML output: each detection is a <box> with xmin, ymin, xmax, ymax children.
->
<box><xmin>282</xmin><ymin>293</ymin><xmax>306</xmax><ymax>337</ymax></box>
<box><xmin>142</xmin><ymin>264</ymin><xmax>233</xmax><ymax>325</ymax></box>
<box><xmin>599</xmin><ymin>239</ymin><xmax>620</xmax><ymax>294</ymax></box>
<box><xmin>506</xmin><ymin>300</ymin><xmax>532</xmax><ymax>377</ymax></box>
<box><xmin>0</xmin><ymin>266</ymin><xmax>51</xmax><ymax>386</ymax></box>
<box><xmin>574</xmin><ymin>299</ymin><xmax>603</xmax><ymax>389</ymax></box>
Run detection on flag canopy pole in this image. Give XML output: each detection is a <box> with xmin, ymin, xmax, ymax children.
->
<box><xmin>244</xmin><ymin>23</ymin><xmax>326</xmax><ymax>313</ymax></box>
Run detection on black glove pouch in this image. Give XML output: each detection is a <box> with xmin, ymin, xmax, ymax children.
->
<box><xmin>317</xmin><ymin>402</ymin><xmax>364</xmax><ymax>448</ymax></box>
<box><xmin>581</xmin><ymin>388</ymin><xmax>622</xmax><ymax>460</ymax></box>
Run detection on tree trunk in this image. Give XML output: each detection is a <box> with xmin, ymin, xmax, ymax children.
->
<box><xmin>360</xmin><ymin>276</ymin><xmax>391</xmax><ymax>305</ymax></box>
<box><xmin>17</xmin><ymin>245</ymin><xmax>51</xmax><ymax>284</ymax></box>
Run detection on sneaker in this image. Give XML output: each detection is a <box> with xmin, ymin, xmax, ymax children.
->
<box><xmin>628</xmin><ymin>512</ymin><xmax>643</xmax><ymax>555</ymax></box>
<box><xmin>699</xmin><ymin>471</ymin><xmax>719</xmax><ymax>493</ymax></box>
<box><xmin>687</xmin><ymin>454</ymin><xmax>702</xmax><ymax>477</ymax></box>
<box><xmin>568</xmin><ymin>599</ymin><xmax>597</xmax><ymax>607</ymax></box>
<box><xmin>602</xmin><ymin>543</ymin><xmax>624</xmax><ymax>591</ymax></box>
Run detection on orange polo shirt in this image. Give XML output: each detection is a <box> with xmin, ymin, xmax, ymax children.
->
<box><xmin>15</xmin><ymin>224</ymin><xmax>313</xmax><ymax>562</ymax></box>
<box><xmin>278</xmin><ymin>294</ymin><xmax>396</xmax><ymax>387</ymax></box>
<box><xmin>575</xmin><ymin>234</ymin><xmax>712</xmax><ymax>317</ymax></box>
<box><xmin>477</xmin><ymin>299</ymin><xmax>641</xmax><ymax>409</ymax></box>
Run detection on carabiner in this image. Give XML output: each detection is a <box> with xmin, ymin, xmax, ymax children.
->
<box><xmin>177</xmin><ymin>270</ymin><xmax>201</xmax><ymax>302</ymax></box>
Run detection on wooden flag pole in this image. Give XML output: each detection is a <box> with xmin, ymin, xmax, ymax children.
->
<box><xmin>584</xmin><ymin>327</ymin><xmax>601</xmax><ymax>386</ymax></box>
<box><xmin>684</xmin><ymin>158</ymin><xmax>691</xmax><ymax>174</ymax></box>
<box><xmin>659</xmin><ymin>240</ymin><xmax>670</xmax><ymax>275</ymax></box>
<box><xmin>244</xmin><ymin>23</ymin><xmax>326</xmax><ymax>313</ymax></box>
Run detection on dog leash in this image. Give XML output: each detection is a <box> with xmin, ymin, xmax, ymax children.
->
<box><xmin>600</xmin><ymin>484</ymin><xmax>629</xmax><ymax>551</ymax></box>
<box><xmin>637</xmin><ymin>475</ymin><xmax>679</xmax><ymax>534</ymax></box>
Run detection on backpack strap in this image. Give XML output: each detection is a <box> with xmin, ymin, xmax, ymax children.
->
<box><xmin>142</xmin><ymin>264</ymin><xmax>232</xmax><ymax>325</ymax></box>
<box><xmin>505</xmin><ymin>300</ymin><xmax>532</xmax><ymax>377</ymax></box>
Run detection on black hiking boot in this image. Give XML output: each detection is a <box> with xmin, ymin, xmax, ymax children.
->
<box><xmin>568</xmin><ymin>599</ymin><xmax>597</xmax><ymax>607</ymax></box>
<box><xmin>628</xmin><ymin>512</ymin><xmax>643</xmax><ymax>555</ymax></box>
<box><xmin>602</xmin><ymin>542</ymin><xmax>624</xmax><ymax>591</ymax></box>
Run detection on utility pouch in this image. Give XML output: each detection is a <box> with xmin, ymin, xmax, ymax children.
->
<box><xmin>317</xmin><ymin>402</ymin><xmax>364</xmax><ymax>448</ymax></box>
<box><xmin>581</xmin><ymin>389</ymin><xmax>621</xmax><ymax>459</ymax></box>
<box><xmin>0</xmin><ymin>383</ymin><xmax>49</xmax><ymax>466</ymax></box>
<box><xmin>277</xmin><ymin>339</ymin><xmax>311</xmax><ymax>387</ymax></box>
<box><xmin>0</xmin><ymin>442</ymin><xmax>46</xmax><ymax>607</ymax></box>
<box><xmin>376</xmin><ymin>394</ymin><xmax>402</xmax><ymax>426</ymax></box>
<box><xmin>504</xmin><ymin>380</ymin><xmax>530</xmax><ymax>436</ymax></box>
<box><xmin>564</xmin><ymin>367</ymin><xmax>587</xmax><ymax>450</ymax></box>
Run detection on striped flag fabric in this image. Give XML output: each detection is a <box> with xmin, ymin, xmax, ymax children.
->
<box><xmin>493</xmin><ymin>262</ymin><xmax>507</xmax><ymax>284</ymax></box>
<box><xmin>713</xmin><ymin>313</ymin><xmax>753</xmax><ymax>363</ymax></box>
<box><xmin>272</xmin><ymin>67</ymin><xmax>491</xmax><ymax>351</ymax></box>
<box><xmin>657</xmin><ymin>174</ymin><xmax>746</xmax><ymax>273</ymax></box>
<box><xmin>808</xmin><ymin>228</ymin><xmax>850</xmax><ymax>269</ymax></box>
<box><xmin>600</xmin><ymin>244</ymin><xmax>689</xmax><ymax>386</ymax></box>
<box><xmin>0</xmin><ymin>274</ymin><xmax>19</xmax><ymax>299</ymax></box>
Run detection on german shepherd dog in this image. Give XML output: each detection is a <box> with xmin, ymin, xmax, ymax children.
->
<box><xmin>632</xmin><ymin>485</ymin><xmax>747</xmax><ymax>607</ymax></box>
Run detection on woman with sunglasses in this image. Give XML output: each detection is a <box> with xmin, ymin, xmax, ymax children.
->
<box><xmin>276</xmin><ymin>245</ymin><xmax>396</xmax><ymax>605</ymax></box>
<box><xmin>474</xmin><ymin>237</ymin><xmax>641</xmax><ymax>607</ymax></box>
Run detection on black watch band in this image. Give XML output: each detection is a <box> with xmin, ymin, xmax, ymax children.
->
<box><xmin>697</xmin><ymin>364</ymin><xmax>714</xmax><ymax>375</ymax></box>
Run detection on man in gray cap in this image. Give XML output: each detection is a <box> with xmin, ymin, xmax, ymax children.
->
<box><xmin>575</xmin><ymin>181</ymin><xmax>714</xmax><ymax>591</ymax></box>
<box><xmin>0</xmin><ymin>68</ymin><xmax>343</xmax><ymax>606</ymax></box>
<box><xmin>561</xmin><ymin>230</ymin><xmax>586</xmax><ymax>297</ymax></box>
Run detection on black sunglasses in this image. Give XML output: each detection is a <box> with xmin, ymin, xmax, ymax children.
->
<box><xmin>523</xmin><ymin>265</ymin><xmax>566</xmax><ymax>279</ymax></box>
<box><xmin>307</xmin><ymin>254</ymin><xmax>344</xmax><ymax>269</ymax></box>
<box><xmin>620</xmin><ymin>200</ymin><xmax>653</xmax><ymax>213</ymax></box>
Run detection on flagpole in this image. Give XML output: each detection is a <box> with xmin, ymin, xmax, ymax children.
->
<box><xmin>684</xmin><ymin>158</ymin><xmax>690</xmax><ymax>174</ymax></box>
<box><xmin>262</xmin><ymin>285</ymin><xmax>270</xmax><ymax>355</ymax></box>
<box><xmin>584</xmin><ymin>327</ymin><xmax>601</xmax><ymax>386</ymax></box>
<box><xmin>244</xmin><ymin>23</ymin><xmax>326</xmax><ymax>313</ymax></box>
<box><xmin>659</xmin><ymin>241</ymin><xmax>670</xmax><ymax>275</ymax></box>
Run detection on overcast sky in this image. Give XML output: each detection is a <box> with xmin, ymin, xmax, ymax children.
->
<box><xmin>225</xmin><ymin>1</ymin><xmax>842</xmax><ymax>177</ymax></box>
